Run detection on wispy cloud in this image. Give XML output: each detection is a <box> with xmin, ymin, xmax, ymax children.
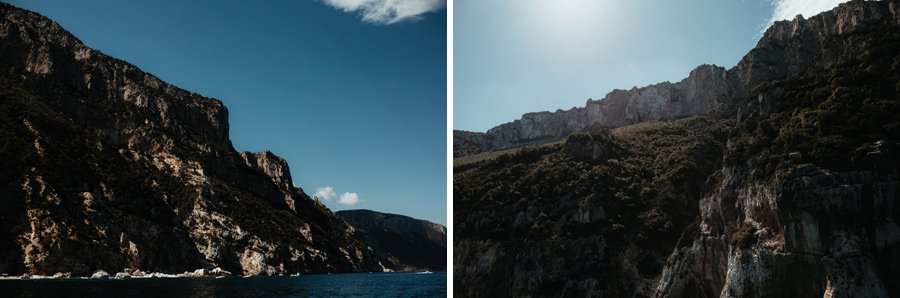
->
<box><xmin>761</xmin><ymin>0</ymin><xmax>851</xmax><ymax>34</ymax></box>
<box><xmin>321</xmin><ymin>0</ymin><xmax>446</xmax><ymax>24</ymax></box>
<box><xmin>339</xmin><ymin>192</ymin><xmax>360</xmax><ymax>206</ymax></box>
<box><xmin>314</xmin><ymin>186</ymin><xmax>337</xmax><ymax>201</ymax></box>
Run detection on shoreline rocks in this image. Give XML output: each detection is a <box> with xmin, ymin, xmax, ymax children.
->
<box><xmin>90</xmin><ymin>270</ymin><xmax>109</xmax><ymax>279</ymax></box>
<box><xmin>0</xmin><ymin>267</ymin><xmax>236</xmax><ymax>280</ymax></box>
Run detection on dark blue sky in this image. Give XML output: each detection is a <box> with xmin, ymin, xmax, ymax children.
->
<box><xmin>6</xmin><ymin>0</ymin><xmax>447</xmax><ymax>224</ymax></box>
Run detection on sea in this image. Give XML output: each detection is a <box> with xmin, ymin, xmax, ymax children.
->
<box><xmin>0</xmin><ymin>272</ymin><xmax>446</xmax><ymax>298</ymax></box>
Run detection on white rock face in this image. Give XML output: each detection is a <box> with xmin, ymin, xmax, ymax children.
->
<box><xmin>657</xmin><ymin>142</ymin><xmax>899</xmax><ymax>298</ymax></box>
<box><xmin>466</xmin><ymin>64</ymin><xmax>733</xmax><ymax>152</ymax></box>
<box><xmin>210</xmin><ymin>267</ymin><xmax>232</xmax><ymax>276</ymax></box>
<box><xmin>90</xmin><ymin>270</ymin><xmax>109</xmax><ymax>279</ymax></box>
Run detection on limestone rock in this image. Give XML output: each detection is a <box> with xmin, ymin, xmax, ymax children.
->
<box><xmin>51</xmin><ymin>272</ymin><xmax>70</xmax><ymax>278</ymax></box>
<box><xmin>90</xmin><ymin>270</ymin><xmax>109</xmax><ymax>279</ymax></box>
<box><xmin>455</xmin><ymin>64</ymin><xmax>733</xmax><ymax>154</ymax></box>
<box><xmin>210</xmin><ymin>267</ymin><xmax>232</xmax><ymax>276</ymax></box>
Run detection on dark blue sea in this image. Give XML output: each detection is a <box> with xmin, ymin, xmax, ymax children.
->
<box><xmin>0</xmin><ymin>272</ymin><xmax>446</xmax><ymax>297</ymax></box>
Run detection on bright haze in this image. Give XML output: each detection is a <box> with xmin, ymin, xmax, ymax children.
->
<box><xmin>454</xmin><ymin>0</ymin><xmax>850</xmax><ymax>132</ymax></box>
<box><xmin>5</xmin><ymin>0</ymin><xmax>447</xmax><ymax>225</ymax></box>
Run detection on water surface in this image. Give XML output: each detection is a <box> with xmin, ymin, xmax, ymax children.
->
<box><xmin>0</xmin><ymin>272</ymin><xmax>446</xmax><ymax>297</ymax></box>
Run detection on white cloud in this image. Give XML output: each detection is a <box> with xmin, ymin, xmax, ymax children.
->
<box><xmin>761</xmin><ymin>0</ymin><xmax>851</xmax><ymax>34</ymax></box>
<box><xmin>314</xmin><ymin>186</ymin><xmax>336</xmax><ymax>201</ymax></box>
<box><xmin>339</xmin><ymin>192</ymin><xmax>360</xmax><ymax>206</ymax></box>
<box><xmin>321</xmin><ymin>0</ymin><xmax>445</xmax><ymax>24</ymax></box>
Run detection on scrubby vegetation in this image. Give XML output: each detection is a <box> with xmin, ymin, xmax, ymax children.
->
<box><xmin>728</xmin><ymin>23</ymin><xmax>900</xmax><ymax>176</ymax></box>
<box><xmin>454</xmin><ymin>115</ymin><xmax>731</xmax><ymax>292</ymax></box>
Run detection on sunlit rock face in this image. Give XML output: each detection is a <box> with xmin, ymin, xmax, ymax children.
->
<box><xmin>0</xmin><ymin>3</ymin><xmax>388</xmax><ymax>276</ymax></box>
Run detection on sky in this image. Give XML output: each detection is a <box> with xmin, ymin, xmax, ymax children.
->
<box><xmin>454</xmin><ymin>0</ymin><xmax>851</xmax><ymax>132</ymax></box>
<box><xmin>4</xmin><ymin>0</ymin><xmax>447</xmax><ymax>225</ymax></box>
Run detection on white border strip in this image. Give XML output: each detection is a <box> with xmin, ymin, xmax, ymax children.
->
<box><xmin>446</xmin><ymin>0</ymin><xmax>454</xmax><ymax>295</ymax></box>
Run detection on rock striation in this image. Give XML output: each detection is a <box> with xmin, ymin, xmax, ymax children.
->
<box><xmin>0</xmin><ymin>3</ymin><xmax>389</xmax><ymax>277</ymax></box>
<box><xmin>337</xmin><ymin>210</ymin><xmax>447</xmax><ymax>271</ymax></box>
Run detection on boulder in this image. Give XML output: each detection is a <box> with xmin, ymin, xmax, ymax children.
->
<box><xmin>90</xmin><ymin>270</ymin><xmax>109</xmax><ymax>279</ymax></box>
<box><xmin>52</xmin><ymin>272</ymin><xmax>71</xmax><ymax>278</ymax></box>
<box><xmin>210</xmin><ymin>267</ymin><xmax>232</xmax><ymax>277</ymax></box>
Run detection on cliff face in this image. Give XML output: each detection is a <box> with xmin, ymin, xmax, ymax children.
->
<box><xmin>657</xmin><ymin>152</ymin><xmax>900</xmax><ymax>298</ymax></box>
<box><xmin>456</xmin><ymin>65</ymin><xmax>733</xmax><ymax>154</ymax></box>
<box><xmin>656</xmin><ymin>1</ymin><xmax>900</xmax><ymax>296</ymax></box>
<box><xmin>455</xmin><ymin>0</ymin><xmax>900</xmax><ymax>296</ymax></box>
<box><xmin>452</xmin><ymin>66</ymin><xmax>726</xmax><ymax>156</ymax></box>
<box><xmin>337</xmin><ymin>210</ymin><xmax>447</xmax><ymax>271</ymax></box>
<box><xmin>0</xmin><ymin>3</ymin><xmax>386</xmax><ymax>276</ymax></box>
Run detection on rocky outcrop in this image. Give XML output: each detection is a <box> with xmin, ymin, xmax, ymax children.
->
<box><xmin>653</xmin><ymin>1</ymin><xmax>900</xmax><ymax>293</ymax></box>
<box><xmin>0</xmin><ymin>3</ymin><xmax>386</xmax><ymax>276</ymax></box>
<box><xmin>240</xmin><ymin>151</ymin><xmax>298</xmax><ymax>211</ymax></box>
<box><xmin>657</xmin><ymin>143</ymin><xmax>900</xmax><ymax>298</ymax></box>
<box><xmin>456</xmin><ymin>65</ymin><xmax>732</xmax><ymax>154</ymax></box>
<box><xmin>453</xmin><ymin>130</ymin><xmax>486</xmax><ymax>157</ymax></box>
<box><xmin>337</xmin><ymin>210</ymin><xmax>447</xmax><ymax>271</ymax></box>
<box><xmin>733</xmin><ymin>0</ymin><xmax>900</xmax><ymax>90</ymax></box>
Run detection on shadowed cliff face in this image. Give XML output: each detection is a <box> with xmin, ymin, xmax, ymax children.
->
<box><xmin>0</xmin><ymin>3</ymin><xmax>387</xmax><ymax>276</ymax></box>
<box><xmin>455</xmin><ymin>0</ymin><xmax>900</xmax><ymax>297</ymax></box>
<box><xmin>337</xmin><ymin>210</ymin><xmax>447</xmax><ymax>271</ymax></box>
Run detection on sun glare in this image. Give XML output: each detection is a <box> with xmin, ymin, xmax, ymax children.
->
<box><xmin>517</xmin><ymin>0</ymin><xmax>623</xmax><ymax>64</ymax></box>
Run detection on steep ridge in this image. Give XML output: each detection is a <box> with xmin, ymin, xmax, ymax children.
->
<box><xmin>0</xmin><ymin>3</ymin><xmax>386</xmax><ymax>276</ymax></box>
<box><xmin>337</xmin><ymin>210</ymin><xmax>447</xmax><ymax>271</ymax></box>
<box><xmin>455</xmin><ymin>0</ymin><xmax>900</xmax><ymax>296</ymax></box>
<box><xmin>658</xmin><ymin>1</ymin><xmax>900</xmax><ymax>296</ymax></box>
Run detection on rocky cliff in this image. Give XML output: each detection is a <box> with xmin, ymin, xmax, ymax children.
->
<box><xmin>0</xmin><ymin>3</ymin><xmax>388</xmax><ymax>276</ymax></box>
<box><xmin>337</xmin><ymin>210</ymin><xmax>447</xmax><ymax>271</ymax></box>
<box><xmin>455</xmin><ymin>0</ymin><xmax>900</xmax><ymax>296</ymax></box>
<box><xmin>455</xmin><ymin>64</ymin><xmax>734</xmax><ymax>155</ymax></box>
